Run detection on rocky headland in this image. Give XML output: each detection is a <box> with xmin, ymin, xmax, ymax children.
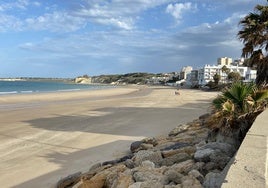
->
<box><xmin>57</xmin><ymin>113</ymin><xmax>241</xmax><ymax>188</ymax></box>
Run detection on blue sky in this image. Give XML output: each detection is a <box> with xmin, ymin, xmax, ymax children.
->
<box><xmin>0</xmin><ymin>0</ymin><xmax>265</xmax><ymax>78</ymax></box>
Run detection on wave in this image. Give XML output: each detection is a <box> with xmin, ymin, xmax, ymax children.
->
<box><xmin>0</xmin><ymin>91</ymin><xmax>18</xmax><ymax>95</ymax></box>
<box><xmin>57</xmin><ymin>89</ymin><xmax>81</xmax><ymax>92</ymax></box>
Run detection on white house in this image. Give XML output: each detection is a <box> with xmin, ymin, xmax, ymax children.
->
<box><xmin>197</xmin><ymin>64</ymin><xmax>256</xmax><ymax>86</ymax></box>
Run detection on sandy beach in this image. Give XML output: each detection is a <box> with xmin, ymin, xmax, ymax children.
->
<box><xmin>0</xmin><ymin>86</ymin><xmax>218</xmax><ymax>188</ymax></box>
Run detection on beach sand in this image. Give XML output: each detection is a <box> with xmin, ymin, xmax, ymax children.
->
<box><xmin>0</xmin><ymin>86</ymin><xmax>218</xmax><ymax>187</ymax></box>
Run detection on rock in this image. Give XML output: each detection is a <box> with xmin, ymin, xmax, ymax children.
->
<box><xmin>81</xmin><ymin>173</ymin><xmax>107</xmax><ymax>188</ymax></box>
<box><xmin>140</xmin><ymin>143</ymin><xmax>154</xmax><ymax>150</ymax></box>
<box><xmin>165</xmin><ymin>185</ymin><xmax>182</xmax><ymax>188</ymax></box>
<box><xmin>162</xmin><ymin>146</ymin><xmax>196</xmax><ymax>158</ymax></box>
<box><xmin>194</xmin><ymin>148</ymin><xmax>214</xmax><ymax>162</ymax></box>
<box><xmin>200</xmin><ymin>142</ymin><xmax>236</xmax><ymax>157</ymax></box>
<box><xmin>131</xmin><ymin>141</ymin><xmax>143</xmax><ymax>153</ymax></box>
<box><xmin>181</xmin><ymin>175</ymin><xmax>203</xmax><ymax>188</ymax></box>
<box><xmin>125</xmin><ymin>159</ymin><xmax>135</xmax><ymax>169</ymax></box>
<box><xmin>133</xmin><ymin>168</ymin><xmax>168</xmax><ymax>185</ymax></box>
<box><xmin>170</xmin><ymin>160</ymin><xmax>195</xmax><ymax>175</ymax></box>
<box><xmin>142</xmin><ymin>137</ymin><xmax>158</xmax><ymax>146</ymax></box>
<box><xmin>164</xmin><ymin>169</ymin><xmax>184</xmax><ymax>184</ymax></box>
<box><xmin>203</xmin><ymin>172</ymin><xmax>223</xmax><ymax>188</ymax></box>
<box><xmin>141</xmin><ymin>160</ymin><xmax>155</xmax><ymax>168</ymax></box>
<box><xmin>110</xmin><ymin>169</ymin><xmax>134</xmax><ymax>188</ymax></box>
<box><xmin>161</xmin><ymin>142</ymin><xmax>190</xmax><ymax>151</ymax></box>
<box><xmin>188</xmin><ymin>169</ymin><xmax>204</xmax><ymax>184</ymax></box>
<box><xmin>129</xmin><ymin>182</ymin><xmax>142</xmax><ymax>188</ymax></box>
<box><xmin>169</xmin><ymin>124</ymin><xmax>190</xmax><ymax>136</ymax></box>
<box><xmin>140</xmin><ymin>181</ymin><xmax>164</xmax><ymax>188</ymax></box>
<box><xmin>57</xmin><ymin>172</ymin><xmax>82</xmax><ymax>188</ymax></box>
<box><xmin>161</xmin><ymin>153</ymin><xmax>191</xmax><ymax>166</ymax></box>
<box><xmin>133</xmin><ymin>150</ymin><xmax>163</xmax><ymax>166</ymax></box>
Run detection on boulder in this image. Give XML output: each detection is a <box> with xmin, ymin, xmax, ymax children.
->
<box><xmin>203</xmin><ymin>172</ymin><xmax>223</xmax><ymax>188</ymax></box>
<box><xmin>130</xmin><ymin>141</ymin><xmax>143</xmax><ymax>153</ymax></box>
<box><xmin>161</xmin><ymin>153</ymin><xmax>191</xmax><ymax>166</ymax></box>
<box><xmin>181</xmin><ymin>175</ymin><xmax>203</xmax><ymax>188</ymax></box>
<box><xmin>142</xmin><ymin>137</ymin><xmax>158</xmax><ymax>146</ymax></box>
<box><xmin>133</xmin><ymin>168</ymin><xmax>168</xmax><ymax>185</ymax></box>
<box><xmin>188</xmin><ymin>169</ymin><xmax>204</xmax><ymax>184</ymax></box>
<box><xmin>133</xmin><ymin>150</ymin><xmax>163</xmax><ymax>166</ymax></box>
<box><xmin>162</xmin><ymin>146</ymin><xmax>196</xmax><ymax>158</ymax></box>
<box><xmin>170</xmin><ymin>160</ymin><xmax>195</xmax><ymax>175</ymax></box>
<box><xmin>194</xmin><ymin>148</ymin><xmax>215</xmax><ymax>162</ymax></box>
<box><xmin>164</xmin><ymin>169</ymin><xmax>184</xmax><ymax>184</ymax></box>
<box><xmin>169</xmin><ymin>124</ymin><xmax>190</xmax><ymax>137</ymax></box>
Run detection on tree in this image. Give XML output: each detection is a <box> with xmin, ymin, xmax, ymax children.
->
<box><xmin>221</xmin><ymin>65</ymin><xmax>230</xmax><ymax>75</ymax></box>
<box><xmin>238</xmin><ymin>3</ymin><xmax>268</xmax><ymax>85</ymax></box>
<box><xmin>227</xmin><ymin>72</ymin><xmax>241</xmax><ymax>82</ymax></box>
<box><xmin>213</xmin><ymin>73</ymin><xmax>221</xmax><ymax>85</ymax></box>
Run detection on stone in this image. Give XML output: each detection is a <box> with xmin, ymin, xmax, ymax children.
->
<box><xmin>188</xmin><ymin>169</ymin><xmax>204</xmax><ymax>184</ymax></box>
<box><xmin>142</xmin><ymin>137</ymin><xmax>158</xmax><ymax>146</ymax></box>
<box><xmin>140</xmin><ymin>181</ymin><xmax>164</xmax><ymax>188</ymax></box>
<box><xmin>140</xmin><ymin>143</ymin><xmax>154</xmax><ymax>150</ymax></box>
<box><xmin>141</xmin><ymin>160</ymin><xmax>155</xmax><ymax>168</ymax></box>
<box><xmin>161</xmin><ymin>142</ymin><xmax>190</xmax><ymax>151</ymax></box>
<box><xmin>164</xmin><ymin>169</ymin><xmax>184</xmax><ymax>184</ymax></box>
<box><xmin>200</xmin><ymin>142</ymin><xmax>236</xmax><ymax>157</ymax></box>
<box><xmin>164</xmin><ymin>185</ymin><xmax>182</xmax><ymax>188</ymax></box>
<box><xmin>131</xmin><ymin>141</ymin><xmax>143</xmax><ymax>153</ymax></box>
<box><xmin>129</xmin><ymin>182</ymin><xmax>142</xmax><ymax>188</ymax></box>
<box><xmin>161</xmin><ymin>153</ymin><xmax>191</xmax><ymax>166</ymax></box>
<box><xmin>181</xmin><ymin>175</ymin><xmax>203</xmax><ymax>188</ymax></box>
<box><xmin>169</xmin><ymin>124</ymin><xmax>190</xmax><ymax>136</ymax></box>
<box><xmin>133</xmin><ymin>150</ymin><xmax>163</xmax><ymax>166</ymax></box>
<box><xmin>125</xmin><ymin>159</ymin><xmax>135</xmax><ymax>169</ymax></box>
<box><xmin>170</xmin><ymin>160</ymin><xmax>195</xmax><ymax>175</ymax></box>
<box><xmin>110</xmin><ymin>169</ymin><xmax>134</xmax><ymax>188</ymax></box>
<box><xmin>162</xmin><ymin>146</ymin><xmax>196</xmax><ymax>158</ymax></box>
<box><xmin>194</xmin><ymin>148</ymin><xmax>215</xmax><ymax>162</ymax></box>
<box><xmin>203</xmin><ymin>172</ymin><xmax>223</xmax><ymax>188</ymax></box>
<box><xmin>57</xmin><ymin>172</ymin><xmax>82</xmax><ymax>188</ymax></box>
<box><xmin>89</xmin><ymin>163</ymin><xmax>101</xmax><ymax>172</ymax></box>
<box><xmin>133</xmin><ymin>169</ymin><xmax>168</xmax><ymax>185</ymax></box>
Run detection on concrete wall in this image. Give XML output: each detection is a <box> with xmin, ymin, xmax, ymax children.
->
<box><xmin>221</xmin><ymin>109</ymin><xmax>268</xmax><ymax>188</ymax></box>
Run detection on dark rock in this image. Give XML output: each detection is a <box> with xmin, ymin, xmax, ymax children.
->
<box><xmin>131</xmin><ymin>141</ymin><xmax>143</xmax><ymax>153</ymax></box>
<box><xmin>125</xmin><ymin>159</ymin><xmax>135</xmax><ymax>169</ymax></box>
<box><xmin>203</xmin><ymin>172</ymin><xmax>223</xmax><ymax>188</ymax></box>
<box><xmin>161</xmin><ymin>142</ymin><xmax>190</xmax><ymax>151</ymax></box>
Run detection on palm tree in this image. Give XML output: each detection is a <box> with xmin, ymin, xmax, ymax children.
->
<box><xmin>238</xmin><ymin>3</ymin><xmax>268</xmax><ymax>85</ymax></box>
<box><xmin>212</xmin><ymin>82</ymin><xmax>268</xmax><ymax>134</ymax></box>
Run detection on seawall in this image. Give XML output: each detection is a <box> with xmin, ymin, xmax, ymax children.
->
<box><xmin>222</xmin><ymin>109</ymin><xmax>268</xmax><ymax>188</ymax></box>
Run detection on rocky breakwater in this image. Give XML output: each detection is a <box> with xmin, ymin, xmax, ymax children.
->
<box><xmin>57</xmin><ymin>114</ymin><xmax>238</xmax><ymax>188</ymax></box>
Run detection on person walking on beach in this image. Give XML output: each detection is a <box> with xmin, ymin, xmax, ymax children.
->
<box><xmin>175</xmin><ymin>88</ymin><xmax>180</xmax><ymax>95</ymax></box>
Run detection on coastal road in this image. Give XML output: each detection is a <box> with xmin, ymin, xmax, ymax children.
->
<box><xmin>0</xmin><ymin>87</ymin><xmax>217</xmax><ymax>187</ymax></box>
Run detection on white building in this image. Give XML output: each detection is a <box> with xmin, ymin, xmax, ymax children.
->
<box><xmin>217</xmin><ymin>57</ymin><xmax>232</xmax><ymax>66</ymax></box>
<box><xmin>198</xmin><ymin>64</ymin><xmax>256</xmax><ymax>85</ymax></box>
<box><xmin>180</xmin><ymin>66</ymin><xmax>193</xmax><ymax>80</ymax></box>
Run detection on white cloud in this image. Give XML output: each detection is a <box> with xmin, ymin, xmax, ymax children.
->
<box><xmin>166</xmin><ymin>2</ymin><xmax>196</xmax><ymax>22</ymax></box>
<box><xmin>25</xmin><ymin>11</ymin><xmax>86</xmax><ymax>32</ymax></box>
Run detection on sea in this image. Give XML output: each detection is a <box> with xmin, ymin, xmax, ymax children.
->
<box><xmin>0</xmin><ymin>80</ymin><xmax>113</xmax><ymax>95</ymax></box>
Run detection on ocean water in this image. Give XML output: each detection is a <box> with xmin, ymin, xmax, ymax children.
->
<box><xmin>0</xmin><ymin>80</ymin><xmax>112</xmax><ymax>95</ymax></box>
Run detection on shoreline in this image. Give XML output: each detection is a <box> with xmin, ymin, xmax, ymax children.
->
<box><xmin>0</xmin><ymin>86</ymin><xmax>218</xmax><ymax>187</ymax></box>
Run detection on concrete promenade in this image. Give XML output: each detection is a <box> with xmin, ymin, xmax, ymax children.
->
<box><xmin>222</xmin><ymin>109</ymin><xmax>268</xmax><ymax>188</ymax></box>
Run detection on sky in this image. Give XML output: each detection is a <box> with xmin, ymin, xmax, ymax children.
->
<box><xmin>0</xmin><ymin>0</ymin><xmax>266</xmax><ymax>78</ymax></box>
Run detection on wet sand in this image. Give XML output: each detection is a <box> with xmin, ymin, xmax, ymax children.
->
<box><xmin>0</xmin><ymin>86</ymin><xmax>218</xmax><ymax>187</ymax></box>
